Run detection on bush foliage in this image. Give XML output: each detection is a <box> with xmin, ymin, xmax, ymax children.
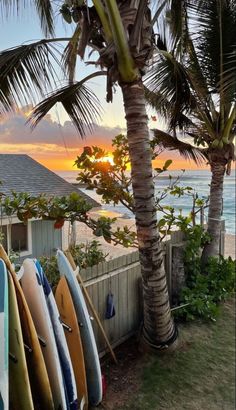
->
<box><xmin>175</xmin><ymin>225</ymin><xmax>235</xmax><ymax>321</ymax></box>
<box><xmin>39</xmin><ymin>240</ymin><xmax>107</xmax><ymax>289</ymax></box>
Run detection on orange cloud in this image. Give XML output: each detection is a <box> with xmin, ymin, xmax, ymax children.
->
<box><xmin>0</xmin><ymin>108</ymin><xmax>215</xmax><ymax>171</ymax></box>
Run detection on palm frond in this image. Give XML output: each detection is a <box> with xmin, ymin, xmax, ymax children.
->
<box><xmin>0</xmin><ymin>90</ymin><xmax>13</xmax><ymax>114</ymax></box>
<box><xmin>185</xmin><ymin>36</ymin><xmax>217</xmax><ymax>118</ymax></box>
<box><xmin>153</xmin><ymin>129</ymin><xmax>207</xmax><ymax>164</ymax></box>
<box><xmin>151</xmin><ymin>0</ymin><xmax>168</xmax><ymax>26</ymax></box>
<box><xmin>144</xmin><ymin>86</ymin><xmax>170</xmax><ymax>119</ymax></box>
<box><xmin>62</xmin><ymin>24</ymin><xmax>81</xmax><ymax>83</ymax></box>
<box><xmin>194</xmin><ymin>0</ymin><xmax>236</xmax><ymax>97</ymax></box>
<box><xmin>165</xmin><ymin>0</ymin><xmax>189</xmax><ymax>54</ymax></box>
<box><xmin>0</xmin><ymin>0</ymin><xmax>54</xmax><ymax>36</ymax></box>
<box><xmin>145</xmin><ymin>51</ymin><xmax>197</xmax><ymax>130</ymax></box>
<box><xmin>34</xmin><ymin>0</ymin><xmax>55</xmax><ymax>37</ymax></box>
<box><xmin>0</xmin><ymin>40</ymin><xmax>62</xmax><ymax>113</ymax></box>
<box><xmin>29</xmin><ymin>72</ymin><xmax>106</xmax><ymax>138</ymax></box>
<box><xmin>219</xmin><ymin>50</ymin><xmax>236</xmax><ymax>105</ymax></box>
<box><xmin>144</xmin><ymin>86</ymin><xmax>195</xmax><ymax>130</ymax></box>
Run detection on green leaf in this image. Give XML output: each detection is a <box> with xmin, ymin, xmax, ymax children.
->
<box><xmin>163</xmin><ymin>159</ymin><xmax>173</xmax><ymax>170</ymax></box>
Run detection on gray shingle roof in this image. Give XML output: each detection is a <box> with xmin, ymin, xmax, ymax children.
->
<box><xmin>0</xmin><ymin>154</ymin><xmax>100</xmax><ymax>208</ymax></box>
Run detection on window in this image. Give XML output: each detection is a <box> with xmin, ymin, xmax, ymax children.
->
<box><xmin>11</xmin><ymin>223</ymin><xmax>28</xmax><ymax>252</ymax></box>
<box><xmin>0</xmin><ymin>221</ymin><xmax>32</xmax><ymax>256</ymax></box>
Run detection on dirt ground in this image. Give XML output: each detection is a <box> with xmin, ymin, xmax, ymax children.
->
<box><xmin>98</xmin><ymin>337</ymin><xmax>143</xmax><ymax>410</ymax></box>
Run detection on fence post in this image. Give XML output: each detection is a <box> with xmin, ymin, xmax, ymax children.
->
<box><xmin>164</xmin><ymin>240</ymin><xmax>172</xmax><ymax>298</ymax></box>
<box><xmin>219</xmin><ymin>220</ymin><xmax>226</xmax><ymax>257</ymax></box>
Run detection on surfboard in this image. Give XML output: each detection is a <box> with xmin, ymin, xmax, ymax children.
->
<box><xmin>8</xmin><ymin>270</ymin><xmax>34</xmax><ymax>410</ymax></box>
<box><xmin>57</xmin><ymin>250</ymin><xmax>102</xmax><ymax>407</ymax></box>
<box><xmin>21</xmin><ymin>258</ymin><xmax>67</xmax><ymax>410</ymax></box>
<box><xmin>0</xmin><ymin>245</ymin><xmax>54</xmax><ymax>410</ymax></box>
<box><xmin>35</xmin><ymin>260</ymin><xmax>78</xmax><ymax>410</ymax></box>
<box><xmin>55</xmin><ymin>276</ymin><xmax>88</xmax><ymax>410</ymax></box>
<box><xmin>0</xmin><ymin>259</ymin><xmax>8</xmax><ymax>410</ymax></box>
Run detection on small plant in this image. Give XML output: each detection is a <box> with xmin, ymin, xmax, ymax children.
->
<box><xmin>9</xmin><ymin>249</ymin><xmax>20</xmax><ymax>265</ymax></box>
<box><xmin>172</xmin><ymin>222</ymin><xmax>235</xmax><ymax>321</ymax></box>
<box><xmin>70</xmin><ymin>240</ymin><xmax>108</xmax><ymax>268</ymax></box>
<box><xmin>39</xmin><ymin>240</ymin><xmax>107</xmax><ymax>288</ymax></box>
<box><xmin>39</xmin><ymin>255</ymin><xmax>59</xmax><ymax>290</ymax></box>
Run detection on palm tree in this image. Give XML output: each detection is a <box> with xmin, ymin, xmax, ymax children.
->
<box><xmin>145</xmin><ymin>0</ymin><xmax>236</xmax><ymax>262</ymax></box>
<box><xmin>0</xmin><ymin>1</ymin><xmax>178</xmax><ymax>349</ymax></box>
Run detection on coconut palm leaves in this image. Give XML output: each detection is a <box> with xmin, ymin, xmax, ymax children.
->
<box><xmin>153</xmin><ymin>130</ymin><xmax>207</xmax><ymax>164</ymax></box>
<box><xmin>29</xmin><ymin>72</ymin><xmax>104</xmax><ymax>137</ymax></box>
<box><xmin>0</xmin><ymin>40</ymin><xmax>62</xmax><ymax>114</ymax></box>
<box><xmin>146</xmin><ymin>0</ymin><xmax>235</xmax><ymax>261</ymax></box>
<box><xmin>146</xmin><ymin>0</ymin><xmax>236</xmax><ymax>147</ymax></box>
<box><xmin>0</xmin><ymin>0</ymin><xmax>54</xmax><ymax>37</ymax></box>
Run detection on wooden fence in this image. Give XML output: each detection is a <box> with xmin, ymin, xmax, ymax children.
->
<box><xmin>80</xmin><ymin>251</ymin><xmax>142</xmax><ymax>355</ymax></box>
<box><xmin>80</xmin><ymin>222</ymin><xmax>225</xmax><ymax>356</ymax></box>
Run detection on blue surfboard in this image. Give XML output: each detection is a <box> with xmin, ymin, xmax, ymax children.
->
<box><xmin>35</xmin><ymin>260</ymin><xmax>78</xmax><ymax>410</ymax></box>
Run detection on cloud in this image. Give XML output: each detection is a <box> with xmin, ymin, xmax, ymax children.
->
<box><xmin>0</xmin><ymin>108</ymin><xmax>207</xmax><ymax>170</ymax></box>
<box><xmin>0</xmin><ymin>110</ymin><xmax>125</xmax><ymax>152</ymax></box>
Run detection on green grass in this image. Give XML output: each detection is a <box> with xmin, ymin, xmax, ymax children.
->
<box><xmin>118</xmin><ymin>300</ymin><xmax>235</xmax><ymax>410</ymax></box>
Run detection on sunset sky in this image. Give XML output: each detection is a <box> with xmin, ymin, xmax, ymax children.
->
<box><xmin>0</xmin><ymin>7</ymin><xmax>209</xmax><ymax>172</ymax></box>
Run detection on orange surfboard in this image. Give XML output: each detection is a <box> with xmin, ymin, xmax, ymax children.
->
<box><xmin>55</xmin><ymin>276</ymin><xmax>88</xmax><ymax>410</ymax></box>
<box><xmin>0</xmin><ymin>246</ymin><xmax>54</xmax><ymax>410</ymax></box>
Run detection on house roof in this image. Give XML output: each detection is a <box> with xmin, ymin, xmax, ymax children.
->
<box><xmin>0</xmin><ymin>154</ymin><xmax>100</xmax><ymax>208</ymax></box>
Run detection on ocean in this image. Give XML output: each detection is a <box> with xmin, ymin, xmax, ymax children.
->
<box><xmin>57</xmin><ymin>170</ymin><xmax>236</xmax><ymax>234</ymax></box>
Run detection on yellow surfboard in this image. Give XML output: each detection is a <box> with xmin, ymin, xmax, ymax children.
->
<box><xmin>55</xmin><ymin>276</ymin><xmax>88</xmax><ymax>410</ymax></box>
<box><xmin>0</xmin><ymin>246</ymin><xmax>54</xmax><ymax>410</ymax></box>
<box><xmin>9</xmin><ymin>272</ymin><xmax>34</xmax><ymax>410</ymax></box>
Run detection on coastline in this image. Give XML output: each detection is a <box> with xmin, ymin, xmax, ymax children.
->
<box><xmin>73</xmin><ymin>216</ymin><xmax>236</xmax><ymax>260</ymax></box>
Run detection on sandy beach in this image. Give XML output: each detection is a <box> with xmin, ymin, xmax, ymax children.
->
<box><xmin>224</xmin><ymin>234</ymin><xmax>236</xmax><ymax>259</ymax></box>
<box><xmin>71</xmin><ymin>212</ymin><xmax>236</xmax><ymax>260</ymax></box>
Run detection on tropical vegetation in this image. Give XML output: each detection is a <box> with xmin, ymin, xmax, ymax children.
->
<box><xmin>39</xmin><ymin>240</ymin><xmax>107</xmax><ymax>289</ymax></box>
<box><xmin>0</xmin><ymin>0</ymin><xmax>178</xmax><ymax>349</ymax></box>
<box><xmin>174</xmin><ymin>224</ymin><xmax>235</xmax><ymax>321</ymax></box>
<box><xmin>75</xmin><ymin>133</ymin><xmax>208</xmax><ymax>238</ymax></box>
<box><xmin>1</xmin><ymin>0</ymin><xmax>235</xmax><ymax>349</ymax></box>
<box><xmin>145</xmin><ymin>0</ymin><xmax>236</xmax><ymax>262</ymax></box>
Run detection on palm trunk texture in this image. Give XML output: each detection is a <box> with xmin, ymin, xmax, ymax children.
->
<box><xmin>202</xmin><ymin>161</ymin><xmax>226</xmax><ymax>263</ymax></box>
<box><xmin>121</xmin><ymin>79</ymin><xmax>177</xmax><ymax>348</ymax></box>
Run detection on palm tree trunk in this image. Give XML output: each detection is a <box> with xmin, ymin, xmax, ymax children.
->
<box><xmin>202</xmin><ymin>160</ymin><xmax>226</xmax><ymax>263</ymax></box>
<box><xmin>121</xmin><ymin>79</ymin><xmax>177</xmax><ymax>349</ymax></box>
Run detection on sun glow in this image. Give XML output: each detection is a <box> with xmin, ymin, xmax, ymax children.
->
<box><xmin>97</xmin><ymin>155</ymin><xmax>114</xmax><ymax>165</ymax></box>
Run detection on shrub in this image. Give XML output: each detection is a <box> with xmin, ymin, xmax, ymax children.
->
<box><xmin>39</xmin><ymin>240</ymin><xmax>107</xmax><ymax>289</ymax></box>
<box><xmin>70</xmin><ymin>240</ymin><xmax>108</xmax><ymax>269</ymax></box>
<box><xmin>175</xmin><ymin>256</ymin><xmax>236</xmax><ymax>321</ymax></box>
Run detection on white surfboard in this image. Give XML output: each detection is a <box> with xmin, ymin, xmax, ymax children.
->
<box><xmin>35</xmin><ymin>260</ymin><xmax>78</xmax><ymax>410</ymax></box>
<box><xmin>21</xmin><ymin>259</ymin><xmax>67</xmax><ymax>410</ymax></box>
<box><xmin>57</xmin><ymin>250</ymin><xmax>102</xmax><ymax>407</ymax></box>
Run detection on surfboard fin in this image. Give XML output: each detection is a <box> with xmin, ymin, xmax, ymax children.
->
<box><xmin>9</xmin><ymin>352</ymin><xmax>18</xmax><ymax>363</ymax></box>
<box><xmin>38</xmin><ymin>335</ymin><xmax>47</xmax><ymax>347</ymax></box>
<box><xmin>24</xmin><ymin>343</ymin><xmax>33</xmax><ymax>353</ymax></box>
<box><xmin>61</xmin><ymin>320</ymin><xmax>72</xmax><ymax>333</ymax></box>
